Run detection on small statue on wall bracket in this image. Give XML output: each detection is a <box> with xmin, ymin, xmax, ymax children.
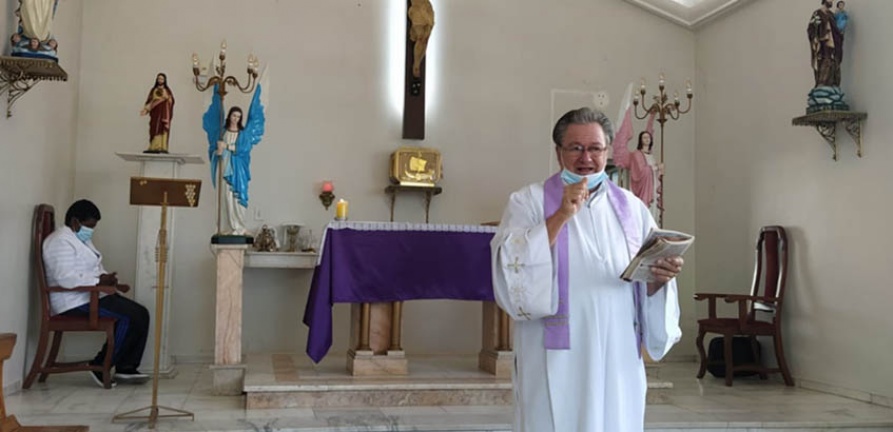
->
<box><xmin>9</xmin><ymin>0</ymin><xmax>60</xmax><ymax>61</ymax></box>
<box><xmin>806</xmin><ymin>0</ymin><xmax>849</xmax><ymax>113</ymax></box>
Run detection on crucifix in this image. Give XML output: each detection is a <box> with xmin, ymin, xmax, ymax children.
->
<box><xmin>403</xmin><ymin>0</ymin><xmax>434</xmax><ymax>140</ymax></box>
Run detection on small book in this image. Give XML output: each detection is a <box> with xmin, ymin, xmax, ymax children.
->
<box><xmin>621</xmin><ymin>227</ymin><xmax>695</xmax><ymax>283</ymax></box>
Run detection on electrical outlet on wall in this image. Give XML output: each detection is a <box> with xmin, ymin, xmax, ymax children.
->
<box><xmin>254</xmin><ymin>208</ymin><xmax>263</xmax><ymax>221</ymax></box>
<box><xmin>594</xmin><ymin>91</ymin><xmax>610</xmax><ymax>110</ymax></box>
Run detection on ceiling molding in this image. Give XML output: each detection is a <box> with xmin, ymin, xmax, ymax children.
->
<box><xmin>623</xmin><ymin>0</ymin><xmax>755</xmax><ymax>30</ymax></box>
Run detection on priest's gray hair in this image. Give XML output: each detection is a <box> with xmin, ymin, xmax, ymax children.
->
<box><xmin>551</xmin><ymin>107</ymin><xmax>615</xmax><ymax>148</ymax></box>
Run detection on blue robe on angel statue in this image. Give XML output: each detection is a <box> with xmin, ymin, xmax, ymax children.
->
<box><xmin>203</xmin><ymin>70</ymin><xmax>268</xmax><ymax>235</ymax></box>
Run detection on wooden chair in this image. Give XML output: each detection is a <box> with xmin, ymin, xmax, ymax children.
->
<box><xmin>23</xmin><ymin>205</ymin><xmax>116</xmax><ymax>390</ymax></box>
<box><xmin>694</xmin><ymin>226</ymin><xmax>794</xmax><ymax>387</ymax></box>
<box><xmin>2</xmin><ymin>333</ymin><xmax>89</xmax><ymax>432</ymax></box>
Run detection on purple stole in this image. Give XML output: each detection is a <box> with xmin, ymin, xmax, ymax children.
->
<box><xmin>542</xmin><ymin>173</ymin><xmax>645</xmax><ymax>356</ymax></box>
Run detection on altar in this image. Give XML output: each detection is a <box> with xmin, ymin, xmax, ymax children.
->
<box><xmin>210</xmin><ymin>221</ymin><xmax>514</xmax><ymax>395</ymax></box>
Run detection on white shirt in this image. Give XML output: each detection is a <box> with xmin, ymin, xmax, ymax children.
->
<box><xmin>42</xmin><ymin>226</ymin><xmax>108</xmax><ymax>315</ymax></box>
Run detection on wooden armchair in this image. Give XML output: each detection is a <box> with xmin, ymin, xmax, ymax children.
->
<box><xmin>694</xmin><ymin>226</ymin><xmax>794</xmax><ymax>387</ymax></box>
<box><xmin>22</xmin><ymin>204</ymin><xmax>117</xmax><ymax>390</ymax></box>
<box><xmin>2</xmin><ymin>333</ymin><xmax>88</xmax><ymax>432</ymax></box>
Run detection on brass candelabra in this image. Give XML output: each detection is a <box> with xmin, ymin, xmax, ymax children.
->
<box><xmin>632</xmin><ymin>74</ymin><xmax>693</xmax><ymax>227</ymax></box>
<box><xmin>192</xmin><ymin>40</ymin><xmax>260</xmax><ymax>236</ymax></box>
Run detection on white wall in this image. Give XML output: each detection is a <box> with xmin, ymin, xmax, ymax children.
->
<box><xmin>68</xmin><ymin>0</ymin><xmax>696</xmax><ymax>363</ymax></box>
<box><xmin>696</xmin><ymin>0</ymin><xmax>893</xmax><ymax>400</ymax></box>
<box><xmin>0</xmin><ymin>0</ymin><xmax>82</xmax><ymax>391</ymax></box>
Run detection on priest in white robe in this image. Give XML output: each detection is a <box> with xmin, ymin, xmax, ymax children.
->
<box><xmin>491</xmin><ymin>107</ymin><xmax>683</xmax><ymax>432</ymax></box>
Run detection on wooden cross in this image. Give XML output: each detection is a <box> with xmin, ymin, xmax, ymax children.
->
<box><xmin>403</xmin><ymin>0</ymin><xmax>434</xmax><ymax>140</ymax></box>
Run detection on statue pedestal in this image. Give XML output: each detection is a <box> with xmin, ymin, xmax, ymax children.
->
<box><xmin>116</xmin><ymin>152</ymin><xmax>204</xmax><ymax>377</ymax></box>
<box><xmin>210</xmin><ymin>244</ymin><xmax>249</xmax><ymax>395</ymax></box>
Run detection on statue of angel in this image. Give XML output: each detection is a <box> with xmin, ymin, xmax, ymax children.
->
<box><xmin>202</xmin><ymin>70</ymin><xmax>268</xmax><ymax>236</ymax></box>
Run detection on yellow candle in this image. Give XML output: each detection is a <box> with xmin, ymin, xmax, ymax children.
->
<box><xmin>335</xmin><ymin>199</ymin><xmax>349</xmax><ymax>220</ymax></box>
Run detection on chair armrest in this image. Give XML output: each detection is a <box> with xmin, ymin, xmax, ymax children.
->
<box><xmin>693</xmin><ymin>292</ymin><xmax>730</xmax><ymax>319</ymax></box>
<box><xmin>0</xmin><ymin>333</ymin><xmax>15</xmax><ymax>361</ymax></box>
<box><xmin>723</xmin><ymin>294</ymin><xmax>778</xmax><ymax>304</ymax></box>
<box><xmin>722</xmin><ymin>295</ymin><xmax>778</xmax><ymax>327</ymax></box>
<box><xmin>46</xmin><ymin>285</ymin><xmax>117</xmax><ymax>295</ymax></box>
<box><xmin>693</xmin><ymin>293</ymin><xmax>730</xmax><ymax>301</ymax></box>
<box><xmin>47</xmin><ymin>285</ymin><xmax>116</xmax><ymax>328</ymax></box>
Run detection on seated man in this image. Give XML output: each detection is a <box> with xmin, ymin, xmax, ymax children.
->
<box><xmin>43</xmin><ymin>199</ymin><xmax>150</xmax><ymax>387</ymax></box>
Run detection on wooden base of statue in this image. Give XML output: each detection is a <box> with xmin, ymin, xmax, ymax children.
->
<box><xmin>478</xmin><ymin>302</ymin><xmax>514</xmax><ymax>377</ymax></box>
<box><xmin>114</xmin><ymin>178</ymin><xmax>200</xmax><ymax>428</ymax></box>
<box><xmin>347</xmin><ymin>302</ymin><xmax>408</xmax><ymax>376</ymax></box>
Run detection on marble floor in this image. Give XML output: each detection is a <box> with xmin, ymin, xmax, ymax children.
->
<box><xmin>5</xmin><ymin>359</ymin><xmax>893</xmax><ymax>432</ymax></box>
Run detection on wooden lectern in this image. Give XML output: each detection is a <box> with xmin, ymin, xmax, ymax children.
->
<box><xmin>113</xmin><ymin>177</ymin><xmax>201</xmax><ymax>428</ymax></box>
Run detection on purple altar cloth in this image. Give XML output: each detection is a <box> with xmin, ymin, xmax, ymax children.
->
<box><xmin>303</xmin><ymin>224</ymin><xmax>496</xmax><ymax>363</ymax></box>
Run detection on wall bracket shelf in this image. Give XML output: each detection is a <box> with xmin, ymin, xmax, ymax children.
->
<box><xmin>0</xmin><ymin>56</ymin><xmax>68</xmax><ymax>118</ymax></box>
<box><xmin>385</xmin><ymin>184</ymin><xmax>442</xmax><ymax>223</ymax></box>
<box><xmin>792</xmin><ymin>111</ymin><xmax>868</xmax><ymax>161</ymax></box>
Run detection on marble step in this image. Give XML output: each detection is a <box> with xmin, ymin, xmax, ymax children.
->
<box><xmin>243</xmin><ymin>353</ymin><xmax>673</xmax><ymax>409</ymax></box>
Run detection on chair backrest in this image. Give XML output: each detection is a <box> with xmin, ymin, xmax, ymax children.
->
<box><xmin>0</xmin><ymin>333</ymin><xmax>16</xmax><ymax>421</ymax></box>
<box><xmin>34</xmin><ymin>204</ymin><xmax>56</xmax><ymax>321</ymax></box>
<box><xmin>749</xmin><ymin>226</ymin><xmax>788</xmax><ymax>316</ymax></box>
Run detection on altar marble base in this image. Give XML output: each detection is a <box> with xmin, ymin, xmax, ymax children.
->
<box><xmin>243</xmin><ymin>353</ymin><xmax>672</xmax><ymax>410</ymax></box>
<box><xmin>478</xmin><ymin>350</ymin><xmax>513</xmax><ymax>378</ymax></box>
<box><xmin>347</xmin><ymin>349</ymin><xmax>409</xmax><ymax>376</ymax></box>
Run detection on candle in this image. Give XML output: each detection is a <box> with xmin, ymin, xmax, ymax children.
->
<box><xmin>335</xmin><ymin>199</ymin><xmax>349</xmax><ymax>220</ymax></box>
<box><xmin>322</xmin><ymin>180</ymin><xmax>334</xmax><ymax>193</ymax></box>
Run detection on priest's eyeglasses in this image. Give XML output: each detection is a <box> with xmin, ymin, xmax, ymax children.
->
<box><xmin>561</xmin><ymin>145</ymin><xmax>607</xmax><ymax>157</ymax></box>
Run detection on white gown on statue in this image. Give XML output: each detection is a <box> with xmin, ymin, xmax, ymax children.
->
<box><xmin>221</xmin><ymin>129</ymin><xmax>247</xmax><ymax>235</ymax></box>
<box><xmin>491</xmin><ymin>182</ymin><xmax>681</xmax><ymax>432</ymax></box>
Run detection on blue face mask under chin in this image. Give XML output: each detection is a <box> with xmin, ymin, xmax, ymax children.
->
<box><xmin>561</xmin><ymin>169</ymin><xmax>607</xmax><ymax>190</ymax></box>
<box><xmin>76</xmin><ymin>225</ymin><xmax>94</xmax><ymax>243</ymax></box>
